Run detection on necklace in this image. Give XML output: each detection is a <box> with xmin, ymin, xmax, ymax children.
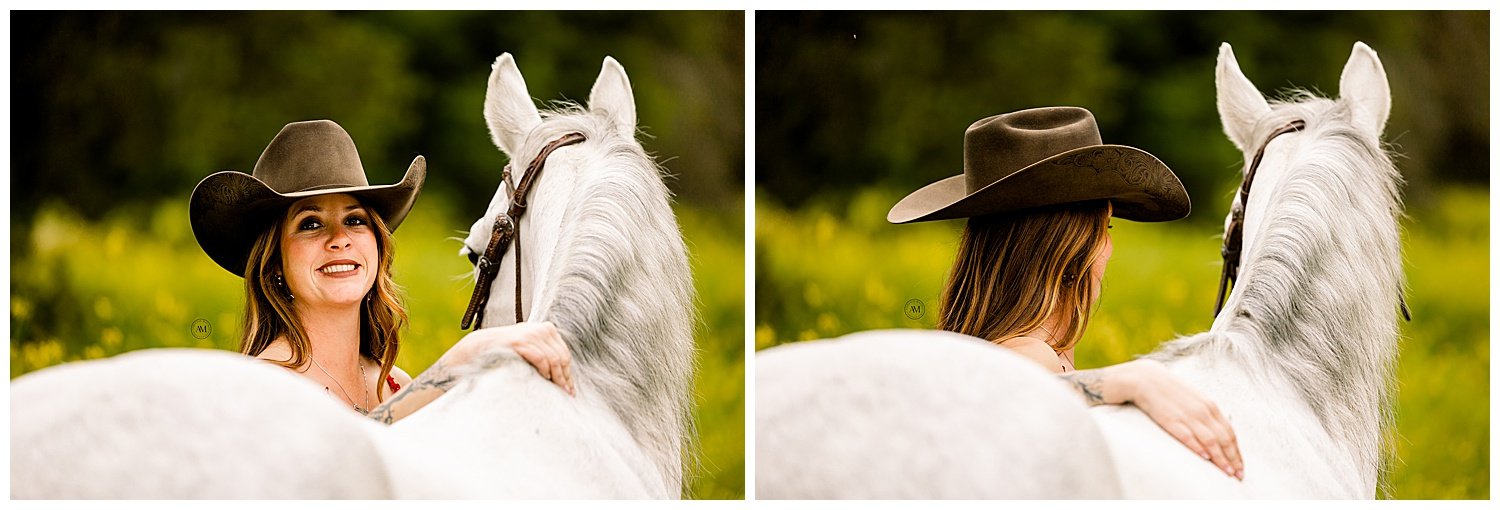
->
<box><xmin>310</xmin><ymin>356</ymin><xmax>369</xmax><ymax>415</ymax></box>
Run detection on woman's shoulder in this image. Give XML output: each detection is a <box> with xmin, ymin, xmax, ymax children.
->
<box><xmin>389</xmin><ymin>364</ymin><xmax>413</xmax><ymax>387</ymax></box>
<box><xmin>364</xmin><ymin>357</ymin><xmax>412</xmax><ymax>388</ymax></box>
<box><xmin>996</xmin><ymin>336</ymin><xmax>1064</xmax><ymax>374</ymax></box>
<box><xmin>255</xmin><ymin>339</ymin><xmax>292</xmax><ymax>362</ymax></box>
<box><xmin>253</xmin><ymin>339</ymin><xmax>304</xmax><ymax>374</ymax></box>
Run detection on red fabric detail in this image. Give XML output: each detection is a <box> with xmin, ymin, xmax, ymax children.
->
<box><xmin>387</xmin><ymin>374</ymin><xmax>401</xmax><ymax>393</ymax></box>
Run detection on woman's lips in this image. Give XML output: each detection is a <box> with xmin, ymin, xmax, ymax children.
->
<box><xmin>317</xmin><ymin>260</ymin><xmax>361</xmax><ymax>277</ymax></box>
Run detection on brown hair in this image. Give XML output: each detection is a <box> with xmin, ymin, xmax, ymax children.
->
<box><xmin>938</xmin><ymin>200</ymin><xmax>1111</xmax><ymax>352</ymax></box>
<box><xmin>239</xmin><ymin>201</ymin><xmax>408</xmax><ymax>400</ymax></box>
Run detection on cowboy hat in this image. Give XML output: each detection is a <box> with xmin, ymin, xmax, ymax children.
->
<box><xmin>887</xmin><ymin>106</ymin><xmax>1189</xmax><ymax>224</ymax></box>
<box><xmin>190</xmin><ymin>120</ymin><xmax>426</xmax><ymax>277</ymax></box>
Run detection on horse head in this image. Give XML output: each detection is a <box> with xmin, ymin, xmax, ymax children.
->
<box><xmin>1213</xmin><ymin>42</ymin><xmax>1394</xmax><ymax>322</ymax></box>
<box><xmin>456</xmin><ymin>53</ymin><xmax>696</xmax><ymax>496</ymax></box>
<box><xmin>461</xmin><ymin>53</ymin><xmax>639</xmax><ymax>326</ymax></box>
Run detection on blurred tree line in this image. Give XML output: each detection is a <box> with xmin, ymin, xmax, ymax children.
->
<box><xmin>756</xmin><ymin>11</ymin><xmax>1488</xmax><ymax>222</ymax></box>
<box><xmin>11</xmin><ymin>10</ymin><xmax>744</xmax><ymax>236</ymax></box>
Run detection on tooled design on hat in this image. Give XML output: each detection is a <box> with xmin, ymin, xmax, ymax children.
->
<box><xmin>1051</xmin><ymin>147</ymin><xmax>1171</xmax><ymax>200</ymax></box>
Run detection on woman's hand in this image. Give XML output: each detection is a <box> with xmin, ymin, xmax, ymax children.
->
<box><xmin>458</xmin><ymin>321</ymin><xmax>575</xmax><ymax>396</ymax></box>
<box><xmin>1118</xmin><ymin>359</ymin><xmax>1242</xmax><ymax>480</ymax></box>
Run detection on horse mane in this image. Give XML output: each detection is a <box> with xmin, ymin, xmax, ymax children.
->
<box><xmin>1151</xmin><ymin>90</ymin><xmax>1405</xmax><ymax>494</ymax></box>
<box><xmin>523</xmin><ymin>102</ymin><xmax>698</xmax><ymax>493</ymax></box>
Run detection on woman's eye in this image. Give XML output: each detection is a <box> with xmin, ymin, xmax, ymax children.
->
<box><xmin>345</xmin><ymin>215</ymin><xmax>368</xmax><ymax>227</ymax></box>
<box><xmin>299</xmin><ymin>219</ymin><xmax>322</xmax><ymax>230</ymax></box>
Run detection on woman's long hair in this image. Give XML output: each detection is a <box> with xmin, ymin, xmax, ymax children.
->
<box><xmin>239</xmin><ymin>201</ymin><xmax>408</xmax><ymax>400</ymax></box>
<box><xmin>938</xmin><ymin>200</ymin><xmax>1111</xmax><ymax>352</ymax></box>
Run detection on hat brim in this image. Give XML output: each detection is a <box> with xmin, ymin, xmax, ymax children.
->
<box><xmin>190</xmin><ymin>156</ymin><xmax>427</xmax><ymax>277</ymax></box>
<box><xmin>887</xmin><ymin>145</ymin><xmax>1189</xmax><ymax>224</ymax></box>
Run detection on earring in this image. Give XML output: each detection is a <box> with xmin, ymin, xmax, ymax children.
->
<box><xmin>1061</xmin><ymin>273</ymin><xmax>1077</xmax><ymax>287</ymax></box>
<box><xmin>272</xmin><ymin>273</ymin><xmax>294</xmax><ymax>300</ymax></box>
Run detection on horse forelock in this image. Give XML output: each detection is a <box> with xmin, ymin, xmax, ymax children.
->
<box><xmin>1215</xmin><ymin>91</ymin><xmax>1404</xmax><ymax>494</ymax></box>
<box><xmin>518</xmin><ymin>103</ymin><xmax>697</xmax><ymax>493</ymax></box>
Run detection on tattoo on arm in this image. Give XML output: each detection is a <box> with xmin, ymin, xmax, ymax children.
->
<box><xmin>365</xmin><ymin>358</ymin><xmax>462</xmax><ymax>425</ymax></box>
<box><xmin>1060</xmin><ymin>370</ymin><xmax>1105</xmax><ymax>406</ymax></box>
<box><xmin>366</xmin><ymin>401</ymin><xmax>397</xmax><ymax>425</ymax></box>
<box><xmin>361</xmin><ymin>345</ymin><xmax>524</xmax><ymax>425</ymax></box>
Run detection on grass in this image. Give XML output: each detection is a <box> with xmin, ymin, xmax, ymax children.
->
<box><xmin>755</xmin><ymin>185</ymin><xmax>1489</xmax><ymax>499</ymax></box>
<box><xmin>9</xmin><ymin>196</ymin><xmax>745</xmax><ymax>500</ymax></box>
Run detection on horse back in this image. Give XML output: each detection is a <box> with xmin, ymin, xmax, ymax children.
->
<box><xmin>11</xmin><ymin>348</ymin><xmax>391</xmax><ymax>498</ymax></box>
<box><xmin>378</xmin><ymin>348</ymin><xmax>667</xmax><ymax>498</ymax></box>
<box><xmin>755</xmin><ymin>329</ymin><xmax>1122</xmax><ymax>499</ymax></box>
<box><xmin>1090</xmin><ymin>340</ymin><xmax>1364</xmax><ymax>498</ymax></box>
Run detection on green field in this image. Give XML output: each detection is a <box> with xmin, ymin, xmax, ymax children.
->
<box><xmin>10</xmin><ymin>199</ymin><xmax>745</xmax><ymax>500</ymax></box>
<box><xmin>756</xmin><ymin>186</ymin><xmax>1489</xmax><ymax>499</ymax></box>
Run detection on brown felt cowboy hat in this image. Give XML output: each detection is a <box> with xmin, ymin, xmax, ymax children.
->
<box><xmin>888</xmin><ymin>106</ymin><xmax>1189</xmax><ymax>224</ymax></box>
<box><xmin>190</xmin><ymin>120</ymin><xmax>426</xmax><ymax>277</ymax></box>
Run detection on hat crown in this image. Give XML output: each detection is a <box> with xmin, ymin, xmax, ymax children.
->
<box><xmin>963</xmin><ymin>107</ymin><xmax>1103</xmax><ymax>193</ymax></box>
<box><xmin>252</xmin><ymin>120</ymin><xmax>370</xmax><ymax>193</ymax></box>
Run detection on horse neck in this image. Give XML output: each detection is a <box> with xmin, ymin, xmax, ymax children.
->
<box><xmin>506</xmin><ymin>118</ymin><xmax>697</xmax><ymax>491</ymax></box>
<box><xmin>1220</xmin><ymin>101</ymin><xmax>1404</xmax><ymax>487</ymax></box>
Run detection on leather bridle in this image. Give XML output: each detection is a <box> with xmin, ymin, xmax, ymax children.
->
<box><xmin>1213</xmin><ymin>120</ymin><xmax>1411</xmax><ymax>321</ymax></box>
<box><xmin>461</xmin><ymin>132</ymin><xmax>586</xmax><ymax>330</ymax></box>
<box><xmin>1214</xmin><ymin>120</ymin><xmax>1306</xmax><ymax>317</ymax></box>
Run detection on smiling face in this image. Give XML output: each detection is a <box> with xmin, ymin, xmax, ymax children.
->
<box><xmin>279</xmin><ymin>193</ymin><xmax>379</xmax><ymax>310</ymax></box>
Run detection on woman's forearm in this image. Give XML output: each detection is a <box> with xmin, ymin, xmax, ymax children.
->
<box><xmin>365</xmin><ymin>356</ymin><xmax>462</xmax><ymax>424</ymax></box>
<box><xmin>366</xmin><ymin>322</ymin><xmax>574</xmax><ymax>424</ymax></box>
<box><xmin>1057</xmin><ymin>362</ymin><xmax>1137</xmax><ymax>406</ymax></box>
<box><xmin>365</xmin><ymin>339</ymin><xmax>484</xmax><ymax>425</ymax></box>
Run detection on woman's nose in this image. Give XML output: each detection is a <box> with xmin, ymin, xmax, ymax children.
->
<box><xmin>327</xmin><ymin>225</ymin><xmax>353</xmax><ymax>250</ymax></box>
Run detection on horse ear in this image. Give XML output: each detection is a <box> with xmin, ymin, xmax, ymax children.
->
<box><xmin>1215</xmin><ymin>42</ymin><xmax>1271</xmax><ymax>152</ymax></box>
<box><xmin>484</xmin><ymin>53</ymin><xmax>542</xmax><ymax>156</ymax></box>
<box><xmin>1338</xmin><ymin>42</ymin><xmax>1391</xmax><ymax>139</ymax></box>
<box><xmin>588</xmin><ymin>56</ymin><xmax>637</xmax><ymax>136</ymax></box>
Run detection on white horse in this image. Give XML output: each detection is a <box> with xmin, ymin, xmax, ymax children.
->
<box><xmin>756</xmin><ymin>41</ymin><xmax>1403</xmax><ymax>499</ymax></box>
<box><xmin>407</xmin><ymin>52</ymin><xmax>696</xmax><ymax>498</ymax></box>
<box><xmin>10</xmin><ymin>54</ymin><xmax>695</xmax><ymax>499</ymax></box>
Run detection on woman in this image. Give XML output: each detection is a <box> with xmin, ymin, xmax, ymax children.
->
<box><xmin>189</xmin><ymin>119</ymin><xmax>573</xmax><ymax>423</ymax></box>
<box><xmin>888</xmin><ymin>106</ymin><xmax>1244</xmax><ymax>480</ymax></box>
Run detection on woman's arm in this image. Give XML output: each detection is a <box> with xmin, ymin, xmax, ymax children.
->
<box><xmin>366</xmin><ymin>355</ymin><xmax>461</xmax><ymax>425</ymax></box>
<box><xmin>366</xmin><ymin>321</ymin><xmax>573</xmax><ymax>425</ymax></box>
<box><xmin>1059</xmin><ymin>359</ymin><xmax>1244</xmax><ymax>480</ymax></box>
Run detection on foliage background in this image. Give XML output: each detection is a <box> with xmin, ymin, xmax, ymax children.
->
<box><xmin>755</xmin><ymin>11</ymin><xmax>1487</xmax><ymax>499</ymax></box>
<box><xmin>9</xmin><ymin>11</ymin><xmax>744</xmax><ymax>499</ymax></box>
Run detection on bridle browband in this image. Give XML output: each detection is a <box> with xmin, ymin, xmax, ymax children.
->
<box><xmin>461</xmin><ymin>132</ymin><xmax>587</xmax><ymax>330</ymax></box>
<box><xmin>1213</xmin><ymin>120</ymin><xmax>1411</xmax><ymax>322</ymax></box>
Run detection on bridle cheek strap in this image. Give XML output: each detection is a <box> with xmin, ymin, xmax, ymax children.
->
<box><xmin>461</xmin><ymin>213</ymin><xmax>514</xmax><ymax>330</ymax></box>
<box><xmin>461</xmin><ymin>132</ymin><xmax>587</xmax><ymax>330</ymax></box>
<box><xmin>1215</xmin><ymin>120</ymin><xmax>1305</xmax><ymax>317</ymax></box>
